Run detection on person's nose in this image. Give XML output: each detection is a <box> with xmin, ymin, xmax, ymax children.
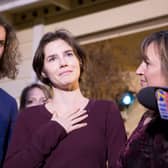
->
<box><xmin>136</xmin><ymin>62</ymin><xmax>145</xmax><ymax>76</ymax></box>
<box><xmin>59</xmin><ymin>56</ymin><xmax>67</xmax><ymax>68</ymax></box>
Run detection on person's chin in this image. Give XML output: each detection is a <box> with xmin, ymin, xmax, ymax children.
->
<box><xmin>140</xmin><ymin>82</ymin><xmax>148</xmax><ymax>88</ymax></box>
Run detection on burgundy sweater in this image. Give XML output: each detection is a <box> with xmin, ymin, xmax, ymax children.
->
<box><xmin>118</xmin><ymin>111</ymin><xmax>168</xmax><ymax>168</ymax></box>
<box><xmin>4</xmin><ymin>99</ymin><xmax>126</xmax><ymax>168</ymax></box>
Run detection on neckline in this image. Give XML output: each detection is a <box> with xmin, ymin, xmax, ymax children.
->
<box><xmin>43</xmin><ymin>99</ymin><xmax>92</xmax><ymax>117</ymax></box>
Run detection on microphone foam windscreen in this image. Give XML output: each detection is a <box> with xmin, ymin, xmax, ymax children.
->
<box><xmin>137</xmin><ymin>87</ymin><xmax>158</xmax><ymax>111</ymax></box>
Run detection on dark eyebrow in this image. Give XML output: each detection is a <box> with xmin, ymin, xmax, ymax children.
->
<box><xmin>46</xmin><ymin>54</ymin><xmax>57</xmax><ymax>58</ymax></box>
<box><xmin>64</xmin><ymin>49</ymin><xmax>73</xmax><ymax>53</ymax></box>
<box><xmin>46</xmin><ymin>49</ymin><xmax>74</xmax><ymax>58</ymax></box>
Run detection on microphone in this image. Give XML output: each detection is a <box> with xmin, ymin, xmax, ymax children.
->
<box><xmin>137</xmin><ymin>87</ymin><xmax>158</xmax><ymax>111</ymax></box>
<box><xmin>137</xmin><ymin>86</ymin><xmax>168</xmax><ymax>120</ymax></box>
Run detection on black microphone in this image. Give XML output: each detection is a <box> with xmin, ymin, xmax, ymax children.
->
<box><xmin>137</xmin><ymin>86</ymin><xmax>168</xmax><ymax>120</ymax></box>
<box><xmin>137</xmin><ymin>86</ymin><xmax>158</xmax><ymax>111</ymax></box>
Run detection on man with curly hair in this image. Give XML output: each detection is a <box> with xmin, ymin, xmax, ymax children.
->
<box><xmin>0</xmin><ymin>15</ymin><xmax>20</xmax><ymax>168</ymax></box>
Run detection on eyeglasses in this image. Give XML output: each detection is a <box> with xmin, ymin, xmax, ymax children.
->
<box><xmin>0</xmin><ymin>40</ymin><xmax>5</xmax><ymax>47</ymax></box>
<box><xmin>158</xmin><ymin>30</ymin><xmax>168</xmax><ymax>37</ymax></box>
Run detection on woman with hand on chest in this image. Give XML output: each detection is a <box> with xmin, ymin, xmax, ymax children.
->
<box><xmin>4</xmin><ymin>29</ymin><xmax>126</xmax><ymax>168</ymax></box>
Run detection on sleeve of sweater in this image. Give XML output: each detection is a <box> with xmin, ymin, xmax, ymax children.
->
<box><xmin>106</xmin><ymin>102</ymin><xmax>127</xmax><ymax>168</ymax></box>
<box><xmin>3</xmin><ymin>108</ymin><xmax>67</xmax><ymax>168</ymax></box>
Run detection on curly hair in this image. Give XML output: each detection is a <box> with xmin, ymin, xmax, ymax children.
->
<box><xmin>0</xmin><ymin>16</ymin><xmax>21</xmax><ymax>79</ymax></box>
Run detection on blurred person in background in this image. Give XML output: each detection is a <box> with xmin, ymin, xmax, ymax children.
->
<box><xmin>19</xmin><ymin>83</ymin><xmax>51</xmax><ymax>111</ymax></box>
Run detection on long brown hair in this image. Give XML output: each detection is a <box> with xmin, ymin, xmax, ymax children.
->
<box><xmin>0</xmin><ymin>16</ymin><xmax>21</xmax><ymax>79</ymax></box>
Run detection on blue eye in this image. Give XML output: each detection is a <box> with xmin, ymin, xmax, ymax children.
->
<box><xmin>48</xmin><ymin>57</ymin><xmax>55</xmax><ymax>61</ymax></box>
<box><xmin>48</xmin><ymin>55</ymin><xmax>58</xmax><ymax>62</ymax></box>
<box><xmin>66</xmin><ymin>52</ymin><xmax>73</xmax><ymax>57</ymax></box>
